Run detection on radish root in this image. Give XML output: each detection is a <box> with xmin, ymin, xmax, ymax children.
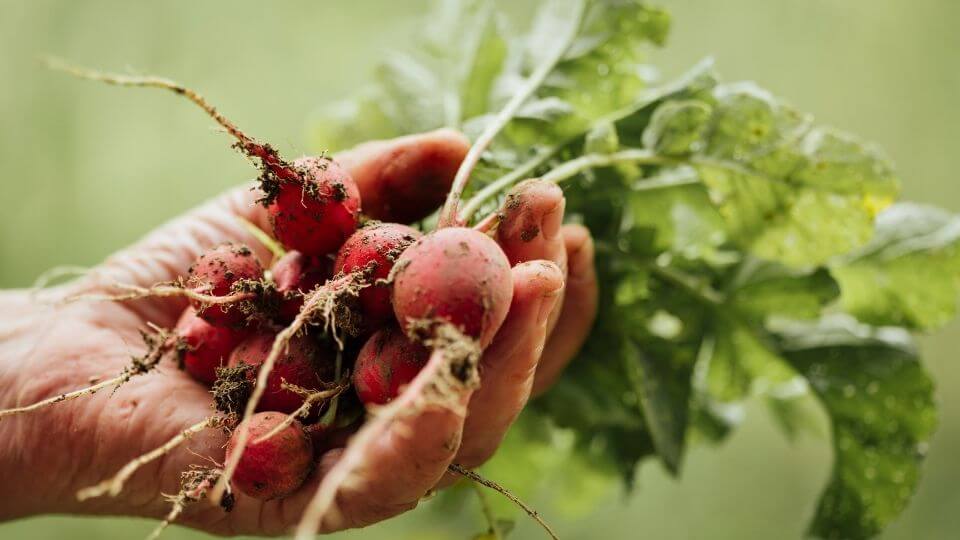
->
<box><xmin>449</xmin><ymin>463</ymin><xmax>559</xmax><ymax>540</ymax></box>
<box><xmin>43</xmin><ymin>57</ymin><xmax>312</xmax><ymax>210</ymax></box>
<box><xmin>29</xmin><ymin>265</ymin><xmax>90</xmax><ymax>297</ymax></box>
<box><xmin>147</xmin><ymin>466</ymin><xmax>227</xmax><ymax>540</ymax></box>
<box><xmin>77</xmin><ymin>416</ymin><xmax>222</xmax><ymax>501</ymax></box>
<box><xmin>61</xmin><ymin>282</ymin><xmax>256</xmax><ymax>307</ymax></box>
<box><xmin>253</xmin><ymin>382</ymin><xmax>346</xmax><ymax>444</ymax></box>
<box><xmin>0</xmin><ymin>325</ymin><xmax>178</xmax><ymax>420</ymax></box>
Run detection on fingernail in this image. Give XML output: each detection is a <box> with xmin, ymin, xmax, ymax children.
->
<box><xmin>541</xmin><ymin>198</ymin><xmax>565</xmax><ymax>241</ymax></box>
<box><xmin>537</xmin><ymin>289</ymin><xmax>561</xmax><ymax>326</ymax></box>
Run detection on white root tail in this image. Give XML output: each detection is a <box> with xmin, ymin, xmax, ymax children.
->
<box><xmin>145</xmin><ymin>501</ymin><xmax>184</xmax><ymax>540</ymax></box>
<box><xmin>43</xmin><ymin>57</ymin><xmax>305</xmax><ymax>194</ymax></box>
<box><xmin>0</xmin><ymin>375</ymin><xmax>124</xmax><ymax>420</ymax></box>
<box><xmin>45</xmin><ymin>57</ymin><xmax>262</xmax><ymax>159</ymax></box>
<box><xmin>449</xmin><ymin>463</ymin><xmax>560</xmax><ymax>540</ymax></box>
<box><xmin>0</xmin><ymin>327</ymin><xmax>177</xmax><ymax>420</ymax></box>
<box><xmin>146</xmin><ymin>466</ymin><xmax>223</xmax><ymax>540</ymax></box>
<box><xmin>253</xmin><ymin>383</ymin><xmax>346</xmax><ymax>444</ymax></box>
<box><xmin>77</xmin><ymin>416</ymin><xmax>219</xmax><ymax>501</ymax></box>
<box><xmin>61</xmin><ymin>282</ymin><xmax>255</xmax><ymax>306</ymax></box>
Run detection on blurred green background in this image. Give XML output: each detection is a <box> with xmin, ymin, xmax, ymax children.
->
<box><xmin>1</xmin><ymin>1</ymin><xmax>958</xmax><ymax>538</ymax></box>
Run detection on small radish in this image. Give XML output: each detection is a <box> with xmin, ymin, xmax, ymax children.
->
<box><xmin>352</xmin><ymin>326</ymin><xmax>430</xmax><ymax>405</ymax></box>
<box><xmin>226</xmin><ymin>412</ymin><xmax>313</xmax><ymax>500</ymax></box>
<box><xmin>228</xmin><ymin>330</ymin><xmax>331</xmax><ymax>414</ymax></box>
<box><xmin>175</xmin><ymin>307</ymin><xmax>249</xmax><ymax>385</ymax></box>
<box><xmin>267</xmin><ymin>157</ymin><xmax>361</xmax><ymax>257</ymax></box>
<box><xmin>272</xmin><ymin>250</ymin><xmax>330</xmax><ymax>322</ymax></box>
<box><xmin>187</xmin><ymin>243</ymin><xmax>264</xmax><ymax>328</ymax></box>
<box><xmin>333</xmin><ymin>223</ymin><xmax>421</xmax><ymax>326</ymax></box>
<box><xmin>392</xmin><ymin>228</ymin><xmax>512</xmax><ymax>347</ymax></box>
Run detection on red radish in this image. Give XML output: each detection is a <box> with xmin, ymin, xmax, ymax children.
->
<box><xmin>333</xmin><ymin>223</ymin><xmax>421</xmax><ymax>325</ymax></box>
<box><xmin>226</xmin><ymin>412</ymin><xmax>313</xmax><ymax>500</ymax></box>
<box><xmin>267</xmin><ymin>157</ymin><xmax>361</xmax><ymax>257</ymax></box>
<box><xmin>272</xmin><ymin>250</ymin><xmax>330</xmax><ymax>321</ymax></box>
<box><xmin>352</xmin><ymin>326</ymin><xmax>430</xmax><ymax>405</ymax></box>
<box><xmin>187</xmin><ymin>243</ymin><xmax>264</xmax><ymax>328</ymax></box>
<box><xmin>392</xmin><ymin>228</ymin><xmax>512</xmax><ymax>347</ymax></box>
<box><xmin>175</xmin><ymin>308</ymin><xmax>249</xmax><ymax>385</ymax></box>
<box><xmin>228</xmin><ymin>331</ymin><xmax>331</xmax><ymax>414</ymax></box>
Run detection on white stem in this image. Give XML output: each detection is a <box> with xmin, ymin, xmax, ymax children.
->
<box><xmin>460</xmin><ymin>154</ymin><xmax>550</xmax><ymax>222</ymax></box>
<box><xmin>462</xmin><ymin>149</ymin><xmax>671</xmax><ymax>222</ymax></box>
<box><xmin>438</xmin><ymin>1</ymin><xmax>587</xmax><ymax>227</ymax></box>
<box><xmin>538</xmin><ymin>149</ymin><xmax>663</xmax><ymax>183</ymax></box>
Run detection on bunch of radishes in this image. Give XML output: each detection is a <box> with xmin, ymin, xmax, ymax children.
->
<box><xmin>0</xmin><ymin>61</ymin><xmax>554</xmax><ymax>538</ymax></box>
<box><xmin>160</xmin><ymin>141</ymin><xmax>512</xmax><ymax>502</ymax></box>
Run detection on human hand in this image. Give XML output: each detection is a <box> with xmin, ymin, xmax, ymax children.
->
<box><xmin>0</xmin><ymin>129</ymin><xmax>597</xmax><ymax>535</ymax></box>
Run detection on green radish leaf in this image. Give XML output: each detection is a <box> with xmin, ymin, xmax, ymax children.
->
<box><xmin>766</xmin><ymin>393</ymin><xmax>826</xmax><ymax>443</ymax></box>
<box><xmin>701</xmin><ymin>316</ymin><xmax>796</xmax><ymax>404</ymax></box>
<box><xmin>730</xmin><ymin>262</ymin><xmax>840</xmax><ymax>322</ymax></box>
<box><xmin>832</xmin><ymin>202</ymin><xmax>960</xmax><ymax>330</ymax></box>
<box><xmin>625</xmin><ymin>340</ymin><xmax>689</xmax><ymax>474</ymax></box>
<box><xmin>420</xmin><ymin>0</ymin><xmax>508</xmax><ymax>124</ymax></box>
<box><xmin>467</xmin><ymin>0</ymin><xmax>673</xmax><ymax>192</ymax></box>
<box><xmin>625</xmin><ymin>170</ymin><xmax>726</xmax><ymax>257</ymax></box>
<box><xmin>641</xmin><ymin>99</ymin><xmax>712</xmax><ymax>156</ymax></box>
<box><xmin>774</xmin><ymin>316</ymin><xmax>937</xmax><ymax>540</ymax></box>
<box><xmin>375</xmin><ymin>53</ymin><xmax>450</xmax><ymax>132</ymax></box>
<box><xmin>690</xmin><ymin>86</ymin><xmax>899</xmax><ymax>267</ymax></box>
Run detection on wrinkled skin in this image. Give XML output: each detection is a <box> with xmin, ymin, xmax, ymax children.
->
<box><xmin>0</xmin><ymin>130</ymin><xmax>598</xmax><ymax>536</ymax></box>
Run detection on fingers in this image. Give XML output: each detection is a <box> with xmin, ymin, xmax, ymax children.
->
<box><xmin>316</xmin><ymin>408</ymin><xmax>464</xmax><ymax>531</ymax></box>
<box><xmin>453</xmin><ymin>261</ymin><xmax>564</xmax><ymax>468</ymax></box>
<box><xmin>496</xmin><ymin>179</ymin><xmax>567</xmax><ymax>269</ymax></box>
<box><xmin>532</xmin><ymin>225</ymin><xmax>598</xmax><ymax>396</ymax></box>
<box><xmin>337</xmin><ymin>128</ymin><xmax>470</xmax><ymax>223</ymax></box>
<box><xmin>495</xmin><ymin>178</ymin><xmax>568</xmax><ymax>336</ymax></box>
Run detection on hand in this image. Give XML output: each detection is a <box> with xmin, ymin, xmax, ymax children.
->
<box><xmin>0</xmin><ymin>129</ymin><xmax>598</xmax><ymax>535</ymax></box>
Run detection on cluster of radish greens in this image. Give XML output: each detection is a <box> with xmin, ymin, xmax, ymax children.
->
<box><xmin>6</xmin><ymin>1</ymin><xmax>960</xmax><ymax>539</ymax></box>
